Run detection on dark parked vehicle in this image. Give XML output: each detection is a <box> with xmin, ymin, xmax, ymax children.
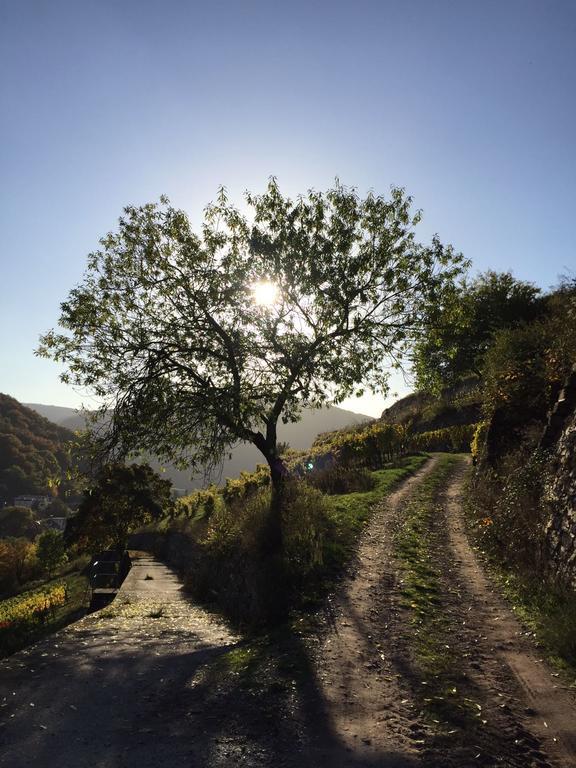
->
<box><xmin>89</xmin><ymin>550</ymin><xmax>131</xmax><ymax>609</ymax></box>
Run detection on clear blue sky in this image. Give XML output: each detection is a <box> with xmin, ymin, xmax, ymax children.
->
<box><xmin>1</xmin><ymin>0</ymin><xmax>574</xmax><ymax>417</ymax></box>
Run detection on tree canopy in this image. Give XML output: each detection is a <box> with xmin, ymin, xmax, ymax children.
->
<box><xmin>412</xmin><ymin>270</ymin><xmax>543</xmax><ymax>392</ymax></box>
<box><xmin>0</xmin><ymin>394</ymin><xmax>78</xmax><ymax>504</ymax></box>
<box><xmin>0</xmin><ymin>506</ymin><xmax>38</xmax><ymax>540</ymax></box>
<box><xmin>65</xmin><ymin>463</ymin><xmax>173</xmax><ymax>551</ymax></box>
<box><xmin>40</xmin><ymin>180</ymin><xmax>465</xmax><ymax>542</ymax></box>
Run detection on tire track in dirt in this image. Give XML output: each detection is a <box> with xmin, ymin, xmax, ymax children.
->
<box><xmin>305</xmin><ymin>456</ymin><xmax>441</xmax><ymax>767</ymax></box>
<box><xmin>443</xmin><ymin>460</ymin><xmax>576</xmax><ymax>768</ymax></box>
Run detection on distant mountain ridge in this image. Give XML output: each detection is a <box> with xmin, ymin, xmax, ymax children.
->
<box><xmin>24</xmin><ymin>404</ymin><xmax>88</xmax><ymax>432</ymax></box>
<box><xmin>26</xmin><ymin>402</ymin><xmax>371</xmax><ymax>492</ymax></box>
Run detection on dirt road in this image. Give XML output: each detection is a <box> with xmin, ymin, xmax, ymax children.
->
<box><xmin>441</xmin><ymin>462</ymin><xmax>576</xmax><ymax>767</ymax></box>
<box><xmin>1</xmin><ymin>458</ymin><xmax>575</xmax><ymax>767</ymax></box>
<box><xmin>303</xmin><ymin>457</ymin><xmax>441</xmax><ymax>767</ymax></box>
<box><xmin>303</xmin><ymin>456</ymin><xmax>576</xmax><ymax>768</ymax></box>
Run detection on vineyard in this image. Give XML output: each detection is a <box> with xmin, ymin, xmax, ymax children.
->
<box><xmin>0</xmin><ymin>583</ymin><xmax>67</xmax><ymax>630</ymax></box>
<box><xmin>169</xmin><ymin>421</ymin><xmax>479</xmax><ymax>522</ymax></box>
<box><xmin>0</xmin><ymin>574</ymin><xmax>88</xmax><ymax>657</ymax></box>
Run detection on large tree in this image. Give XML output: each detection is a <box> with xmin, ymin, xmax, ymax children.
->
<box><xmin>39</xmin><ymin>180</ymin><xmax>464</xmax><ymax>550</ymax></box>
<box><xmin>0</xmin><ymin>506</ymin><xmax>38</xmax><ymax>540</ymax></box>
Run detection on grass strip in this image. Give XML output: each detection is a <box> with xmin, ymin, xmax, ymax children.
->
<box><xmin>394</xmin><ymin>454</ymin><xmax>481</xmax><ymax>733</ymax></box>
<box><xmin>499</xmin><ymin>573</ymin><xmax>576</xmax><ymax>685</ymax></box>
<box><xmin>323</xmin><ymin>454</ymin><xmax>429</xmax><ymax>565</ymax></box>
<box><xmin>293</xmin><ymin>454</ymin><xmax>430</xmax><ymax>610</ymax></box>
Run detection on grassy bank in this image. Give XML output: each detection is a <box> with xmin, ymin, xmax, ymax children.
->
<box><xmin>464</xmin><ymin>467</ymin><xmax>576</xmax><ymax>686</ymax></box>
<box><xmin>497</xmin><ymin>572</ymin><xmax>576</xmax><ymax>685</ymax></box>
<box><xmin>195</xmin><ymin>454</ymin><xmax>432</xmax><ymax>691</ymax></box>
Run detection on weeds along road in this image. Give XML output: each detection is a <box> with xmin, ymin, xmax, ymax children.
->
<box><xmin>1</xmin><ymin>456</ymin><xmax>575</xmax><ymax>768</ymax></box>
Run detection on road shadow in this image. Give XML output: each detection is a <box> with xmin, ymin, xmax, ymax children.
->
<box><xmin>0</xmin><ymin>605</ymin><xmax>421</xmax><ymax>768</ymax></box>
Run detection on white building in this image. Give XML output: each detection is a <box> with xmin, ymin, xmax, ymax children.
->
<box><xmin>14</xmin><ymin>495</ymin><xmax>52</xmax><ymax>511</ymax></box>
<box><xmin>39</xmin><ymin>517</ymin><xmax>68</xmax><ymax>533</ymax></box>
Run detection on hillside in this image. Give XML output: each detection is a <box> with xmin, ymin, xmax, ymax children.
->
<box><xmin>23</xmin><ymin>404</ymin><xmax>87</xmax><ymax>431</ymax></box>
<box><xmin>378</xmin><ymin>376</ymin><xmax>482</xmax><ymax>432</ymax></box>
<box><xmin>26</xmin><ymin>402</ymin><xmax>371</xmax><ymax>492</ymax></box>
<box><xmin>0</xmin><ymin>394</ymin><xmax>77</xmax><ymax>504</ymax></box>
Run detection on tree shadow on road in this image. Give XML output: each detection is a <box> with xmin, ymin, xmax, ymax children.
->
<box><xmin>0</xmin><ymin>604</ymin><xmax>420</xmax><ymax>768</ymax></box>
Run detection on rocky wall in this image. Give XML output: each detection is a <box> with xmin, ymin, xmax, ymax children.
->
<box><xmin>544</xmin><ymin>365</ymin><xmax>576</xmax><ymax>589</ymax></box>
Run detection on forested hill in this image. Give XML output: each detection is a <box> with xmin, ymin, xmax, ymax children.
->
<box><xmin>0</xmin><ymin>394</ymin><xmax>76</xmax><ymax>504</ymax></box>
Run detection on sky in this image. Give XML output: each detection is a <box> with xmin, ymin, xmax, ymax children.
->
<box><xmin>1</xmin><ymin>0</ymin><xmax>575</xmax><ymax>418</ymax></box>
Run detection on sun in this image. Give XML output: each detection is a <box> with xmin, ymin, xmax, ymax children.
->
<box><xmin>252</xmin><ymin>280</ymin><xmax>279</xmax><ymax>307</ymax></box>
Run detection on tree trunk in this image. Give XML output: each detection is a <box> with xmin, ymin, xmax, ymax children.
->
<box><xmin>252</xmin><ymin>431</ymin><xmax>285</xmax><ymax>551</ymax></box>
<box><xmin>266</xmin><ymin>459</ymin><xmax>285</xmax><ymax>554</ymax></box>
<box><xmin>251</xmin><ymin>432</ymin><xmax>289</xmax><ymax>622</ymax></box>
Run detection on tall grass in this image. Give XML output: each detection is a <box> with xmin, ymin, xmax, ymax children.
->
<box><xmin>185</xmin><ymin>480</ymin><xmax>331</xmax><ymax>626</ymax></box>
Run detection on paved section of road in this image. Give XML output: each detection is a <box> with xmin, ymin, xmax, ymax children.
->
<box><xmin>0</xmin><ymin>554</ymin><xmax>238</xmax><ymax>768</ymax></box>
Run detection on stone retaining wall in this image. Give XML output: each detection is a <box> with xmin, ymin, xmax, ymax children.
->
<box><xmin>544</xmin><ymin>365</ymin><xmax>576</xmax><ymax>588</ymax></box>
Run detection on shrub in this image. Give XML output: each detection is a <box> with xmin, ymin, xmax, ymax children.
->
<box><xmin>466</xmin><ymin>449</ymin><xmax>551</xmax><ymax>573</ymax></box>
<box><xmin>411</xmin><ymin>423</ymin><xmax>476</xmax><ymax>453</ymax></box>
<box><xmin>202</xmin><ymin>489</ymin><xmax>268</xmax><ymax>554</ymax></box>
<box><xmin>36</xmin><ymin>530</ymin><xmax>68</xmax><ymax>577</ymax></box>
<box><xmin>221</xmin><ymin>464</ymin><xmax>270</xmax><ymax>504</ymax></box>
<box><xmin>306</xmin><ymin>465</ymin><xmax>375</xmax><ymax>495</ymax></box>
<box><xmin>483</xmin><ymin>323</ymin><xmax>555</xmax><ymax>423</ymax></box>
<box><xmin>185</xmin><ymin>480</ymin><xmax>330</xmax><ymax>626</ymax></box>
<box><xmin>471</xmin><ymin>421</ymin><xmax>489</xmax><ymax>462</ymax></box>
<box><xmin>0</xmin><ymin>538</ymin><xmax>39</xmax><ymax>594</ymax></box>
<box><xmin>175</xmin><ymin>485</ymin><xmax>222</xmax><ymax>521</ymax></box>
<box><xmin>0</xmin><ymin>506</ymin><xmax>38</xmax><ymax>540</ymax></box>
<box><xmin>201</xmin><ymin>480</ymin><xmax>328</xmax><ymax>568</ymax></box>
